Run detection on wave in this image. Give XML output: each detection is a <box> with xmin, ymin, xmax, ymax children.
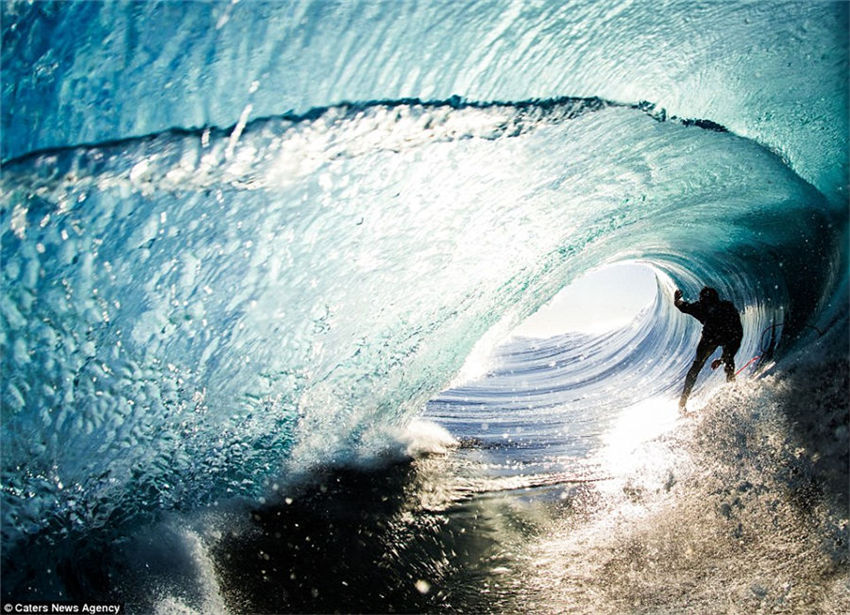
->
<box><xmin>2</xmin><ymin>96</ymin><xmax>844</xmax><ymax>560</ymax></box>
<box><xmin>3</xmin><ymin>1</ymin><xmax>847</xmax><ymax>207</ymax></box>
<box><xmin>1</xmin><ymin>1</ymin><xmax>847</xmax><ymax>607</ymax></box>
<box><xmin>0</xmin><ymin>0</ymin><xmax>850</xmax><ymax>612</ymax></box>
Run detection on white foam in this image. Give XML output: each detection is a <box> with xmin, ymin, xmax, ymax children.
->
<box><xmin>122</xmin><ymin>520</ymin><xmax>229</xmax><ymax>615</ymax></box>
<box><xmin>400</xmin><ymin>419</ymin><xmax>459</xmax><ymax>458</ymax></box>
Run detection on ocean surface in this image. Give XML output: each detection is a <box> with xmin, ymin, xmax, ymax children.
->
<box><xmin>1</xmin><ymin>1</ymin><xmax>848</xmax><ymax>613</ymax></box>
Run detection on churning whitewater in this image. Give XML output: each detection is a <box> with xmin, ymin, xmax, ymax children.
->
<box><xmin>1</xmin><ymin>1</ymin><xmax>847</xmax><ymax>613</ymax></box>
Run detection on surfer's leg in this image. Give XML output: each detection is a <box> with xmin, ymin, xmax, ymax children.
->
<box><xmin>721</xmin><ymin>337</ymin><xmax>742</xmax><ymax>381</ymax></box>
<box><xmin>680</xmin><ymin>337</ymin><xmax>717</xmax><ymax>408</ymax></box>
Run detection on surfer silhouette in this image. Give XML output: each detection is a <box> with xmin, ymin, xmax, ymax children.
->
<box><xmin>674</xmin><ymin>286</ymin><xmax>743</xmax><ymax>410</ymax></box>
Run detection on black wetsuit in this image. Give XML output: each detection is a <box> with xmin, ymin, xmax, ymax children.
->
<box><xmin>675</xmin><ymin>294</ymin><xmax>743</xmax><ymax>406</ymax></box>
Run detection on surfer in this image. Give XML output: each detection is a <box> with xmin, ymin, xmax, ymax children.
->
<box><xmin>674</xmin><ymin>286</ymin><xmax>743</xmax><ymax>410</ymax></box>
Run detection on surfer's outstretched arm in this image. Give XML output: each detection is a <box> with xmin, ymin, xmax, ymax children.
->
<box><xmin>673</xmin><ymin>289</ymin><xmax>704</xmax><ymax>320</ymax></box>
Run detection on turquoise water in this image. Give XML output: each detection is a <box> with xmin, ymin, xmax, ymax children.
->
<box><xmin>1</xmin><ymin>1</ymin><xmax>847</xmax><ymax>610</ymax></box>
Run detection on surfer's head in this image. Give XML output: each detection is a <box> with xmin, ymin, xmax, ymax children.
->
<box><xmin>699</xmin><ymin>286</ymin><xmax>720</xmax><ymax>304</ymax></box>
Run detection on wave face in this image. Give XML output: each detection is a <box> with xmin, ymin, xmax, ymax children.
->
<box><xmin>1</xmin><ymin>0</ymin><xmax>847</xmax><ymax>603</ymax></box>
<box><xmin>2</xmin><ymin>1</ymin><xmax>847</xmax><ymax>207</ymax></box>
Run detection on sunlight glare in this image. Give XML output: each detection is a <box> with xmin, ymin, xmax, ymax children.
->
<box><xmin>598</xmin><ymin>396</ymin><xmax>681</xmax><ymax>479</ymax></box>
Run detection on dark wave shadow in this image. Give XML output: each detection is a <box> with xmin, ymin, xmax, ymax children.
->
<box><xmin>203</xmin><ymin>457</ymin><xmax>542</xmax><ymax>614</ymax></box>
